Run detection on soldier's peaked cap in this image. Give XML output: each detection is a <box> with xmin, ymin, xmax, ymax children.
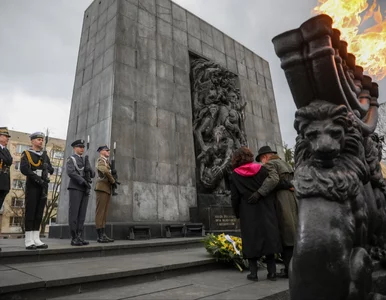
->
<box><xmin>97</xmin><ymin>145</ymin><xmax>110</xmax><ymax>152</ymax></box>
<box><xmin>0</xmin><ymin>127</ymin><xmax>11</xmax><ymax>137</ymax></box>
<box><xmin>30</xmin><ymin>132</ymin><xmax>45</xmax><ymax>140</ymax></box>
<box><xmin>71</xmin><ymin>139</ymin><xmax>85</xmax><ymax>147</ymax></box>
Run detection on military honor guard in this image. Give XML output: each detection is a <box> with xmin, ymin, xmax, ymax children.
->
<box><xmin>20</xmin><ymin>132</ymin><xmax>54</xmax><ymax>250</ymax></box>
<box><xmin>0</xmin><ymin>127</ymin><xmax>12</xmax><ymax>251</ymax></box>
<box><xmin>66</xmin><ymin>139</ymin><xmax>95</xmax><ymax>246</ymax></box>
<box><xmin>95</xmin><ymin>145</ymin><xmax>115</xmax><ymax>243</ymax></box>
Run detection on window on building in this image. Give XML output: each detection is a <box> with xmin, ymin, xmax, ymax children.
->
<box><xmin>52</xmin><ymin>150</ymin><xmax>64</xmax><ymax>159</ymax></box>
<box><xmin>9</xmin><ymin>217</ymin><xmax>23</xmax><ymax>227</ymax></box>
<box><xmin>16</xmin><ymin>144</ymin><xmax>29</xmax><ymax>154</ymax></box>
<box><xmin>11</xmin><ymin>197</ymin><xmax>24</xmax><ymax>208</ymax></box>
<box><xmin>14</xmin><ymin>161</ymin><xmax>21</xmax><ymax>171</ymax></box>
<box><xmin>12</xmin><ymin>179</ymin><xmax>25</xmax><ymax>190</ymax></box>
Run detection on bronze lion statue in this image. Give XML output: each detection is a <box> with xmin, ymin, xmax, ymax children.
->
<box><xmin>291</xmin><ymin>100</ymin><xmax>386</xmax><ymax>300</ymax></box>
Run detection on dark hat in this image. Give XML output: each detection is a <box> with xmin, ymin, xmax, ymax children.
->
<box><xmin>255</xmin><ymin>146</ymin><xmax>277</xmax><ymax>162</ymax></box>
<box><xmin>0</xmin><ymin>127</ymin><xmax>11</xmax><ymax>137</ymax></box>
<box><xmin>71</xmin><ymin>139</ymin><xmax>85</xmax><ymax>148</ymax></box>
<box><xmin>30</xmin><ymin>132</ymin><xmax>45</xmax><ymax>140</ymax></box>
<box><xmin>97</xmin><ymin>145</ymin><xmax>110</xmax><ymax>152</ymax></box>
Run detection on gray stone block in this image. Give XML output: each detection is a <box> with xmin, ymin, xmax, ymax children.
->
<box><xmin>157</xmin><ymin>60</ymin><xmax>174</xmax><ymax>82</ymax></box>
<box><xmin>157</xmin><ymin>34</ymin><xmax>174</xmax><ymax>65</ymax></box>
<box><xmin>174</xmin><ymin>67</ymin><xmax>189</xmax><ymax>87</ymax></box>
<box><xmin>157</xmin><ymin>184</ymin><xmax>179</xmax><ymax>221</ymax></box>
<box><xmin>87</xmin><ymin>0</ymin><xmax>99</xmax><ymax>25</ymax></box>
<box><xmin>254</xmin><ymin>54</ymin><xmax>264</xmax><ymax>75</ymax></box>
<box><xmin>112</xmin><ymin>120</ymin><xmax>135</xmax><ymax>158</ymax></box>
<box><xmin>138</xmin><ymin>25</ymin><xmax>156</xmax><ymax>59</ymax></box>
<box><xmin>252</xmin><ymin>102</ymin><xmax>263</xmax><ymax>118</ymax></box>
<box><xmin>135</xmin><ymin>123</ymin><xmax>159</xmax><ymax>161</ymax></box>
<box><xmin>103</xmin><ymin>44</ymin><xmax>115</xmax><ymax>68</ymax></box>
<box><xmin>133</xmin><ymin>158</ymin><xmax>157</xmax><ymax>183</ymax></box>
<box><xmin>136</xmin><ymin>101</ymin><xmax>157</xmax><ymax>126</ymax></box>
<box><xmin>112</xmin><ymin>94</ymin><xmax>135</xmax><ymax>125</ymax></box>
<box><xmin>188</xmin><ymin>34</ymin><xmax>202</xmax><ymax>54</ymax></box>
<box><xmin>234</xmin><ymin>41</ymin><xmax>245</xmax><ymax>64</ymax></box>
<box><xmin>265</xmin><ymin>77</ymin><xmax>273</xmax><ymax>90</ymax></box>
<box><xmin>133</xmin><ymin>181</ymin><xmax>158</xmax><ymax>221</ymax></box>
<box><xmin>107</xmin><ymin>0</ymin><xmax>118</xmax><ymax>22</ymax></box>
<box><xmin>157</xmin><ymin>17</ymin><xmax>172</xmax><ymax>39</ymax></box>
<box><xmin>157</xmin><ymin>108</ymin><xmax>176</xmax><ymax>131</ymax></box>
<box><xmin>156</xmin><ymin>163</ymin><xmax>177</xmax><ymax>185</ymax></box>
<box><xmin>139</xmin><ymin>0</ymin><xmax>156</xmax><ymax>15</ymax></box>
<box><xmin>116</xmin><ymin>44</ymin><xmax>136</xmax><ymax>67</ymax></box>
<box><xmin>177</xmin><ymin>131</ymin><xmax>195</xmax><ymax>166</ymax></box>
<box><xmin>97</xmin><ymin>9</ymin><xmax>108</xmax><ymax>32</ymax></box>
<box><xmin>99</xmin><ymin>63</ymin><xmax>114</xmax><ymax>101</ymax></box>
<box><xmin>157</xmin><ymin>0</ymin><xmax>172</xmax><ymax>23</ymax></box>
<box><xmin>112</xmin><ymin>153</ymin><xmax>134</xmax><ymax>182</ymax></box>
<box><xmin>137</xmin><ymin>70</ymin><xmax>157</xmax><ymax>106</ymax></box>
<box><xmin>202</xmin><ymin>43</ymin><xmax>215</xmax><ymax>61</ymax></box>
<box><xmin>83</xmin><ymin>63</ymin><xmax>94</xmax><ymax>84</ymax></box>
<box><xmin>245</xmin><ymin>48</ymin><xmax>254</xmax><ymax>68</ymax></box>
<box><xmin>224</xmin><ymin>35</ymin><xmax>236</xmax><ymax>59</ymax></box>
<box><xmin>157</xmin><ymin>127</ymin><xmax>177</xmax><ymax>163</ymax></box>
<box><xmin>98</xmin><ymin>95</ymin><xmax>113</xmax><ymax>122</ymax></box>
<box><xmin>116</xmin><ymin>14</ymin><xmax>137</xmax><ymax>48</ymax></box>
<box><xmin>93</xmin><ymin>54</ymin><xmax>104</xmax><ymax>77</ymax></box>
<box><xmin>80</xmin><ymin>27</ymin><xmax>89</xmax><ymax>49</ymax></box>
<box><xmin>178</xmin><ymin>186</ymin><xmax>197</xmax><ymax>220</ymax></box>
<box><xmin>257</xmin><ymin>73</ymin><xmax>265</xmax><ymax>88</ymax></box>
<box><xmin>174</xmin><ymin>84</ymin><xmax>192</xmax><ymax>117</ymax></box>
<box><xmin>173</xmin><ymin>26</ymin><xmax>187</xmax><ymax>46</ymax></box>
<box><xmin>172</xmin><ymin>3</ymin><xmax>187</xmax><ymax>31</ymax></box>
<box><xmin>177</xmin><ymin>164</ymin><xmax>195</xmax><ymax>186</ymax></box>
<box><xmin>237</xmin><ymin>61</ymin><xmax>247</xmax><ymax>78</ymax></box>
<box><xmin>105</xmin><ymin>16</ymin><xmax>117</xmax><ymax>50</ymax></box>
<box><xmin>94</xmin><ymin>38</ymin><xmax>105</xmax><ymax>60</ymax></box>
<box><xmin>76</xmin><ymin>111</ymin><xmax>88</xmax><ymax>134</ymax></box>
<box><xmin>173</xmin><ymin>42</ymin><xmax>189</xmax><ymax>72</ymax></box>
<box><xmin>98</xmin><ymin>0</ymin><xmax>109</xmax><ymax>15</ymax></box>
<box><xmin>90</xmin><ymin>72</ymin><xmax>101</xmax><ymax>103</ymax></box>
<box><xmin>69</xmin><ymin>88</ymin><xmax>81</xmax><ymax>117</ymax></box>
<box><xmin>138</xmin><ymin>7</ymin><xmax>156</xmax><ymax>28</ymax></box>
<box><xmin>76</xmin><ymin>45</ymin><xmax>86</xmax><ymax>72</ymax></box>
<box><xmin>96</xmin><ymin>24</ymin><xmax>106</xmax><ymax>44</ymax></box>
<box><xmin>262</xmin><ymin>59</ymin><xmax>271</xmax><ymax>78</ymax></box>
<box><xmin>176</xmin><ymin>114</ymin><xmax>192</xmax><ymax>133</ymax></box>
<box><xmin>213</xmin><ymin>48</ymin><xmax>226</xmax><ymax>67</ymax></box>
<box><xmin>186</xmin><ymin>12</ymin><xmax>200</xmax><ymax>39</ymax></box>
<box><xmin>261</xmin><ymin>105</ymin><xmax>271</xmax><ymax>121</ymax></box>
<box><xmin>200</xmin><ymin>20</ymin><xmax>213</xmax><ymax>47</ymax></box>
<box><xmin>119</xmin><ymin>0</ymin><xmax>138</xmax><ymax>21</ymax></box>
<box><xmin>87</xmin><ymin>102</ymin><xmax>99</xmax><ymax>129</ymax></box>
<box><xmin>108</xmin><ymin>181</ymin><xmax>133</xmax><ymax>222</ymax></box>
<box><xmin>115</xmin><ymin>63</ymin><xmax>138</xmax><ymax>99</ymax></box>
<box><xmin>212</xmin><ymin>27</ymin><xmax>225</xmax><ymax>53</ymax></box>
<box><xmin>247</xmin><ymin>68</ymin><xmax>257</xmax><ymax>83</ymax></box>
<box><xmin>138</xmin><ymin>55</ymin><xmax>156</xmax><ymax>75</ymax></box>
<box><xmin>157</xmin><ymin>77</ymin><xmax>175</xmax><ymax>110</ymax></box>
<box><xmin>86</xmin><ymin>35</ymin><xmax>96</xmax><ymax>56</ymax></box>
<box><xmin>226</xmin><ymin>56</ymin><xmax>237</xmax><ymax>74</ymax></box>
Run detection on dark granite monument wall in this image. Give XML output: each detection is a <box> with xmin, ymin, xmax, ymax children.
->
<box><xmin>54</xmin><ymin>0</ymin><xmax>283</xmax><ymax>236</ymax></box>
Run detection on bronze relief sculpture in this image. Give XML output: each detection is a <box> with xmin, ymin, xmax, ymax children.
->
<box><xmin>273</xmin><ymin>14</ymin><xmax>386</xmax><ymax>300</ymax></box>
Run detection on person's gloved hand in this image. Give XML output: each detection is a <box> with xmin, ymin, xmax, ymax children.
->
<box><xmin>248</xmin><ymin>191</ymin><xmax>262</xmax><ymax>204</ymax></box>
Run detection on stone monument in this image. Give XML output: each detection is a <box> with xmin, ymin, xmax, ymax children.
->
<box><xmin>50</xmin><ymin>0</ymin><xmax>283</xmax><ymax>239</ymax></box>
<box><xmin>273</xmin><ymin>14</ymin><xmax>386</xmax><ymax>300</ymax></box>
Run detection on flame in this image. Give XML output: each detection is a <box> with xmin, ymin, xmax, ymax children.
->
<box><xmin>314</xmin><ymin>0</ymin><xmax>386</xmax><ymax>80</ymax></box>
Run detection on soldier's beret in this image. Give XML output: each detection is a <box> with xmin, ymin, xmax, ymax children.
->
<box><xmin>30</xmin><ymin>132</ymin><xmax>45</xmax><ymax>140</ymax></box>
<box><xmin>0</xmin><ymin>127</ymin><xmax>11</xmax><ymax>137</ymax></box>
<box><xmin>97</xmin><ymin>145</ymin><xmax>110</xmax><ymax>152</ymax></box>
<box><xmin>71</xmin><ymin>139</ymin><xmax>85</xmax><ymax>148</ymax></box>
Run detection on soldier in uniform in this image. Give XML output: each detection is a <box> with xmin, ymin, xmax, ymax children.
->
<box><xmin>20</xmin><ymin>132</ymin><xmax>54</xmax><ymax>250</ymax></box>
<box><xmin>66</xmin><ymin>139</ymin><xmax>95</xmax><ymax>246</ymax></box>
<box><xmin>0</xmin><ymin>127</ymin><xmax>12</xmax><ymax>251</ymax></box>
<box><xmin>95</xmin><ymin>145</ymin><xmax>115</xmax><ymax>243</ymax></box>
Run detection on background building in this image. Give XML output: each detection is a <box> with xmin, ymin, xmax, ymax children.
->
<box><xmin>0</xmin><ymin>130</ymin><xmax>65</xmax><ymax>237</ymax></box>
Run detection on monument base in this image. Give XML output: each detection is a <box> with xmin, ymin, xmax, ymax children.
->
<box><xmin>190</xmin><ymin>193</ymin><xmax>240</xmax><ymax>234</ymax></box>
<box><xmin>49</xmin><ymin>221</ymin><xmax>200</xmax><ymax>240</ymax></box>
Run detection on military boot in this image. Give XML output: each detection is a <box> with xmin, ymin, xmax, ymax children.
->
<box><xmin>102</xmin><ymin>228</ymin><xmax>114</xmax><ymax>242</ymax></box>
<box><xmin>97</xmin><ymin>228</ymin><xmax>109</xmax><ymax>243</ymax></box>
<box><xmin>77</xmin><ymin>230</ymin><xmax>89</xmax><ymax>245</ymax></box>
<box><xmin>247</xmin><ymin>259</ymin><xmax>258</xmax><ymax>281</ymax></box>
<box><xmin>71</xmin><ymin>230</ymin><xmax>83</xmax><ymax>246</ymax></box>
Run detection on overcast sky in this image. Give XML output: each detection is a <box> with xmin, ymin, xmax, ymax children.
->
<box><xmin>1</xmin><ymin>0</ymin><xmax>384</xmax><ymax>148</ymax></box>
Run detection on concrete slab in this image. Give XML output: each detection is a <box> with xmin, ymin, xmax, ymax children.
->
<box><xmin>0</xmin><ymin>269</ymin><xmax>44</xmax><ymax>294</ymax></box>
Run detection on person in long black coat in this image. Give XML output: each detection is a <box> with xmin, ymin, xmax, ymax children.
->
<box><xmin>230</xmin><ymin>147</ymin><xmax>282</xmax><ymax>281</ymax></box>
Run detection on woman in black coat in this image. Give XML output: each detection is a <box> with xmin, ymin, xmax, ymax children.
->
<box><xmin>230</xmin><ymin>147</ymin><xmax>282</xmax><ymax>281</ymax></box>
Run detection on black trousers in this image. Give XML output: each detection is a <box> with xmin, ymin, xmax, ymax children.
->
<box><xmin>68</xmin><ymin>189</ymin><xmax>89</xmax><ymax>232</ymax></box>
<box><xmin>283</xmin><ymin>246</ymin><xmax>294</xmax><ymax>273</ymax></box>
<box><xmin>25</xmin><ymin>184</ymin><xmax>46</xmax><ymax>231</ymax></box>
<box><xmin>249</xmin><ymin>253</ymin><xmax>276</xmax><ymax>274</ymax></box>
<box><xmin>0</xmin><ymin>190</ymin><xmax>9</xmax><ymax>211</ymax></box>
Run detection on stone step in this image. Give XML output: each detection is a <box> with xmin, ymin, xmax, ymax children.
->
<box><xmin>0</xmin><ymin>237</ymin><xmax>203</xmax><ymax>264</ymax></box>
<box><xmin>0</xmin><ymin>247</ymin><xmax>217</xmax><ymax>300</ymax></box>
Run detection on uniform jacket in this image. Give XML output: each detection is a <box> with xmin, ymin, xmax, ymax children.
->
<box><xmin>230</xmin><ymin>162</ymin><xmax>282</xmax><ymax>258</ymax></box>
<box><xmin>258</xmin><ymin>155</ymin><xmax>298</xmax><ymax>247</ymax></box>
<box><xmin>66</xmin><ymin>154</ymin><xmax>95</xmax><ymax>192</ymax></box>
<box><xmin>95</xmin><ymin>156</ymin><xmax>115</xmax><ymax>195</ymax></box>
<box><xmin>20</xmin><ymin>150</ymin><xmax>54</xmax><ymax>189</ymax></box>
<box><xmin>0</xmin><ymin>146</ymin><xmax>13</xmax><ymax>191</ymax></box>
